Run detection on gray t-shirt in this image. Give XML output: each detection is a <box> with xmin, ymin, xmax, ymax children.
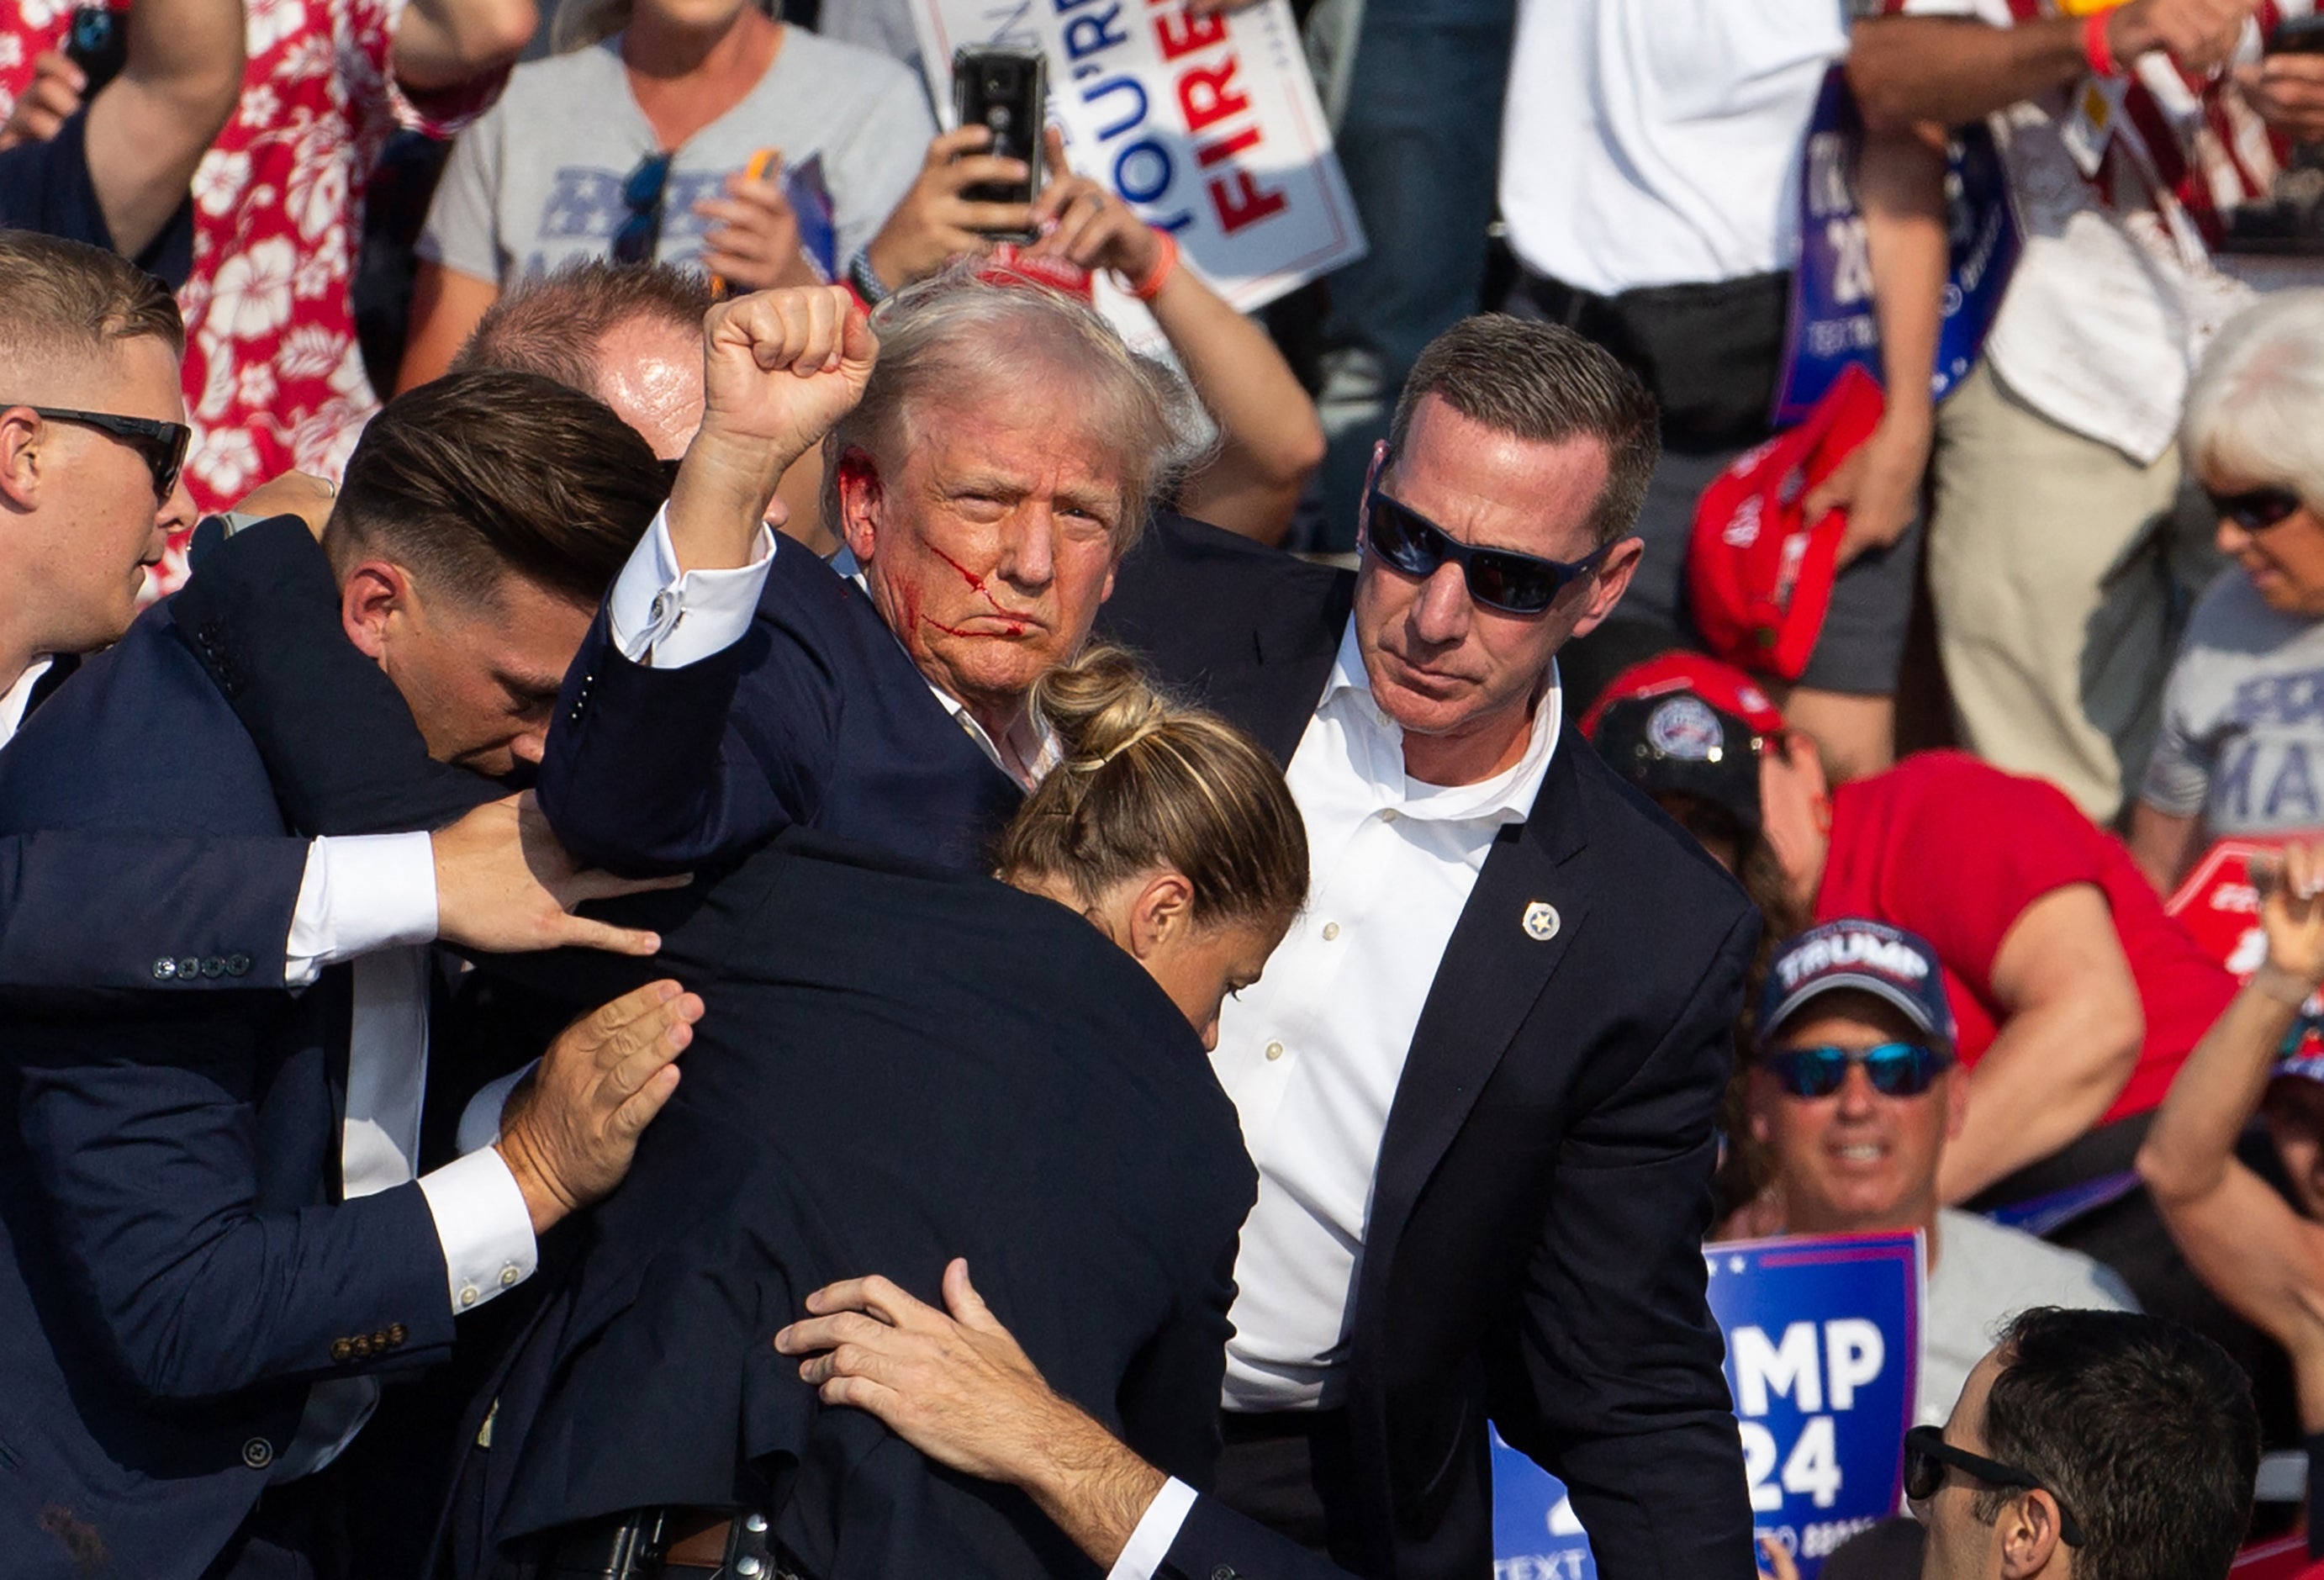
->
<box><xmin>419</xmin><ymin>28</ymin><xmax>934</xmax><ymax>286</ymax></box>
<box><xmin>1920</xmin><ymin>1209</ymin><xmax>2136</xmax><ymax>1426</ymax></box>
<box><xmin>2143</xmin><ymin>571</ymin><xmax>2324</xmax><ymax>837</ymax></box>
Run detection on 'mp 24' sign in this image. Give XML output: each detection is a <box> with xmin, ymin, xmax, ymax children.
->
<box><xmin>1492</xmin><ymin>1231</ymin><xmax>1921</xmax><ymax>1580</ymax></box>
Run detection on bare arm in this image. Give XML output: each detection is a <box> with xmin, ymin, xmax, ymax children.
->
<box><xmin>392</xmin><ymin>0</ymin><xmax>537</xmax><ymax>93</ymax></box>
<box><xmin>399</xmin><ymin>261</ymin><xmax>501</xmax><ymax>392</ymax></box>
<box><xmin>82</xmin><ymin>0</ymin><xmax>245</xmax><ymax>259</ymax></box>
<box><xmin>2128</xmin><ymin>802</ymin><xmax>2205</xmax><ymax>897</ymax></box>
<box><xmin>1938</xmin><ymin>882</ymin><xmax>2145</xmax><ymax>1202</ymax></box>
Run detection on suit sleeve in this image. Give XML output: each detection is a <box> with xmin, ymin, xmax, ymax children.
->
<box><xmin>1114</xmin><ymin>1236</ymin><xmax>1239</xmax><ymax>1488</ymax></box>
<box><xmin>1151</xmin><ymin>1492</ymin><xmax>1356</xmax><ymax>1580</ymax></box>
<box><xmin>1488</xmin><ymin>906</ymin><xmax>1759</xmax><ymax>1579</ymax></box>
<box><xmin>0</xmin><ymin>830</ymin><xmax>307</xmax><ymax>991</ymax></box>
<box><xmin>8</xmin><ymin>999</ymin><xmax>458</xmax><ymax>1401</ymax></box>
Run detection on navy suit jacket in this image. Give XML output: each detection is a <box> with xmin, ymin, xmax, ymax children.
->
<box><xmin>0</xmin><ymin>604</ymin><xmax>467</xmax><ymax>1579</ymax></box>
<box><xmin>1101</xmin><ymin>517</ymin><xmax>1760</xmax><ymax>1580</ymax></box>
<box><xmin>536</xmin><ymin>539</ymin><xmax>1022</xmax><ymax>875</ymax></box>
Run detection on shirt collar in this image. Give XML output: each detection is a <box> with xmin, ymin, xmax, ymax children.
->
<box><xmin>0</xmin><ymin>656</ymin><xmax>55</xmax><ymax>751</ymax></box>
<box><xmin>1318</xmin><ymin>621</ymin><xmax>1562</xmax><ymax>825</ymax></box>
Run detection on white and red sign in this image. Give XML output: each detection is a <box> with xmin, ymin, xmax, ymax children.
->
<box><xmin>2167</xmin><ymin>837</ymin><xmax>2324</xmax><ymax>1049</ymax></box>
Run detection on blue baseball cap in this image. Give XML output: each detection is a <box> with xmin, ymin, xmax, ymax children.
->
<box><xmin>1759</xmin><ymin>920</ymin><xmax>1957</xmax><ymax>1050</ymax></box>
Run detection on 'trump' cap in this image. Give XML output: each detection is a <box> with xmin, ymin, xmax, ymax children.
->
<box><xmin>1760</xmin><ymin>919</ymin><xmax>1956</xmax><ymax>1050</ymax></box>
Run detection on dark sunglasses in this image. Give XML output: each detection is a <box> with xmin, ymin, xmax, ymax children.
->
<box><xmin>1362</xmin><ymin>483</ymin><xmax>1612</xmax><ymax>616</ymax></box>
<box><xmin>611</xmin><ymin>151</ymin><xmax>675</xmax><ymax>266</ymax></box>
<box><xmin>2206</xmin><ymin>484</ymin><xmax>2305</xmax><ymax>531</ymax></box>
<box><xmin>13</xmin><ymin>405</ymin><xmax>189</xmax><ymax>499</ymax></box>
<box><xmin>1762</xmin><ymin>1041</ymin><xmax>1953</xmax><ymax>1099</ymax></box>
<box><xmin>1904</xmin><ymin>1426</ymin><xmax>2086</xmax><ymax>1547</ymax></box>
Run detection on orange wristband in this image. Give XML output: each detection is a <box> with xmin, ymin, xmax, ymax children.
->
<box><xmin>2084</xmin><ymin>8</ymin><xmax>2121</xmax><ymax>77</ymax></box>
<box><xmin>1125</xmin><ymin>228</ymin><xmax>1179</xmax><ymax>302</ymax></box>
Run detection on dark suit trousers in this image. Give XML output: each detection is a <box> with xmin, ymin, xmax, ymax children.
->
<box><xmin>1212</xmin><ymin>1412</ymin><xmax>1368</xmax><ymax>1574</ymax></box>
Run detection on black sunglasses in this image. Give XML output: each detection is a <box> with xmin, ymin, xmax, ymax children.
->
<box><xmin>1361</xmin><ymin>483</ymin><xmax>1612</xmax><ymax>616</ymax></box>
<box><xmin>13</xmin><ymin>405</ymin><xmax>189</xmax><ymax>499</ymax></box>
<box><xmin>1904</xmin><ymin>1426</ymin><xmax>2086</xmax><ymax>1547</ymax></box>
<box><xmin>1763</xmin><ymin>1041</ymin><xmax>1953</xmax><ymax>1100</ymax></box>
<box><xmin>612</xmin><ymin>151</ymin><xmax>675</xmax><ymax>266</ymax></box>
<box><xmin>2206</xmin><ymin>484</ymin><xmax>2305</xmax><ymax>531</ymax></box>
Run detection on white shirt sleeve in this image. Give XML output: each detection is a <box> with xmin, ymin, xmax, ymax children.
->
<box><xmin>415</xmin><ymin>1145</ymin><xmax>538</xmax><ymax>1315</ymax></box>
<box><xmin>284</xmin><ymin>833</ymin><xmax>440</xmax><ymax>987</ymax></box>
<box><xmin>453</xmin><ymin>1061</ymin><xmax>536</xmax><ymax>1157</ymax></box>
<box><xmin>1105</xmin><ymin>1477</ymin><xmax>1199</xmax><ymax>1580</ymax></box>
<box><xmin>606</xmin><ymin>503</ymin><xmax>778</xmax><ymax>668</ymax></box>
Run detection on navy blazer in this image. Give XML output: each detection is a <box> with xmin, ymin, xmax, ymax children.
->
<box><xmin>0</xmin><ymin>604</ymin><xmax>471</xmax><ymax>1579</ymax></box>
<box><xmin>536</xmin><ymin>540</ymin><xmax>1022</xmax><ymax>875</ymax></box>
<box><xmin>1101</xmin><ymin>517</ymin><xmax>1760</xmax><ymax>1580</ymax></box>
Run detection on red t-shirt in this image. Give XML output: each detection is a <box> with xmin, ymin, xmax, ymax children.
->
<box><xmin>1815</xmin><ymin>752</ymin><xmax>2233</xmax><ymax>1122</ymax></box>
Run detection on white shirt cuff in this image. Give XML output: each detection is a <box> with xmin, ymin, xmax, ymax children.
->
<box><xmin>284</xmin><ymin>832</ymin><xmax>441</xmax><ymax>986</ymax></box>
<box><xmin>453</xmin><ymin>1060</ymin><xmax>536</xmax><ymax>1157</ymax></box>
<box><xmin>416</xmin><ymin>1145</ymin><xmax>538</xmax><ymax>1316</ymax></box>
<box><xmin>1106</xmin><ymin>1477</ymin><xmax>1198</xmax><ymax>1580</ymax></box>
<box><xmin>606</xmin><ymin>503</ymin><xmax>776</xmax><ymax>668</ymax></box>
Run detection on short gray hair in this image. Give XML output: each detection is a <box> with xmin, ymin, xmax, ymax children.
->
<box><xmin>819</xmin><ymin>268</ymin><xmax>1206</xmax><ymax>552</ymax></box>
<box><xmin>2184</xmin><ymin>289</ymin><xmax>2324</xmax><ymax>508</ymax></box>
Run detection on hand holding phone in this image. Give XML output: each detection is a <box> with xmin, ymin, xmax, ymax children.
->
<box><xmin>951</xmin><ymin>48</ymin><xmax>1045</xmax><ymax>241</ymax></box>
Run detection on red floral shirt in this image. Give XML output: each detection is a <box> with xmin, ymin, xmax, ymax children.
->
<box><xmin>1</xmin><ymin>0</ymin><xmax>501</xmax><ymax>591</ymax></box>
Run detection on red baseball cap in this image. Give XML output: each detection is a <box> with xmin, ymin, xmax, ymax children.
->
<box><xmin>1579</xmin><ymin>652</ymin><xmax>1788</xmax><ymax>741</ymax></box>
<box><xmin>1685</xmin><ymin>363</ymin><xmax>1884</xmax><ymax>683</ymax></box>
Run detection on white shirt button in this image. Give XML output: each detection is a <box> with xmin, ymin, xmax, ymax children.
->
<box><xmin>1265</xmin><ymin>1041</ymin><xmax>1285</xmax><ymax>1061</ymax></box>
<box><xmin>459</xmin><ymin>1286</ymin><xmax>479</xmax><ymax>1308</ymax></box>
<box><xmin>1322</xmin><ymin>922</ymin><xmax>1341</xmax><ymax>941</ymax></box>
<box><xmin>1381</xmin><ymin>808</ymin><xmax>1399</xmax><ymax>822</ymax></box>
<box><xmin>499</xmin><ymin>1265</ymin><xmax>521</xmax><ymax>1287</ymax></box>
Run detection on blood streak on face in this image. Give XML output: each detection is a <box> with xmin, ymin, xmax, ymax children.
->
<box><xmin>927</xmin><ymin>543</ymin><xmax>1026</xmax><ymax>636</ymax></box>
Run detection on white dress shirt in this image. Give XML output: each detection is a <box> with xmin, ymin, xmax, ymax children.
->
<box><xmin>1213</xmin><ymin>626</ymin><xmax>1562</xmax><ymax>1412</ymax></box>
<box><xmin>0</xmin><ymin>657</ymin><xmax>52</xmax><ymax>746</ymax></box>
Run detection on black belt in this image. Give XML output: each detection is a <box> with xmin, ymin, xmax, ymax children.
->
<box><xmin>536</xmin><ymin>1507</ymin><xmax>798</xmax><ymax>1580</ymax></box>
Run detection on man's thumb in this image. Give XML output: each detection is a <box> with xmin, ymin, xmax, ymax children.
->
<box><xmin>944</xmin><ymin>1257</ymin><xmax>998</xmax><ymax>1329</ymax></box>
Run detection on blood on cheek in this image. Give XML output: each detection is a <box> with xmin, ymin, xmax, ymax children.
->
<box><xmin>923</xmin><ymin>543</ymin><xmax>1027</xmax><ymax>638</ymax></box>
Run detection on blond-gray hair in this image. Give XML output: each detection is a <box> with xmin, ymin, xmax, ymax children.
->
<box><xmin>2184</xmin><ymin>289</ymin><xmax>2324</xmax><ymax>509</ymax></box>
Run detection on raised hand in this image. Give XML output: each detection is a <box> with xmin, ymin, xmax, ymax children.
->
<box><xmin>1026</xmin><ymin>126</ymin><xmax>1162</xmax><ymax>282</ymax></box>
<box><xmin>864</xmin><ymin>125</ymin><xmax>1034</xmax><ymax>288</ymax></box>
<box><xmin>2111</xmin><ymin>0</ymin><xmax>2257</xmax><ymax>76</ymax></box>
<box><xmin>2258</xmin><ymin>841</ymin><xmax>2324</xmax><ymax>990</ymax></box>
<box><xmin>0</xmin><ymin>51</ymin><xmax>85</xmax><ymax>151</ymax></box>
<box><xmin>432</xmin><ymin>793</ymin><xmax>689</xmax><ymax>958</ymax></box>
<box><xmin>695</xmin><ymin>157</ymin><xmax>823</xmax><ymax>293</ymax></box>
<box><xmin>494</xmin><ymin>979</ymin><xmax>703</xmax><ymax>1234</ymax></box>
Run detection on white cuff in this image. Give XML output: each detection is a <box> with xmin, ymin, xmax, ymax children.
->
<box><xmin>606</xmin><ymin>504</ymin><xmax>776</xmax><ymax>668</ymax></box>
<box><xmin>417</xmin><ymin>1145</ymin><xmax>538</xmax><ymax>1316</ymax></box>
<box><xmin>284</xmin><ymin>833</ymin><xmax>441</xmax><ymax>986</ymax></box>
<box><xmin>1106</xmin><ymin>1477</ymin><xmax>1198</xmax><ymax>1580</ymax></box>
<box><xmin>453</xmin><ymin>1060</ymin><xmax>536</xmax><ymax>1158</ymax></box>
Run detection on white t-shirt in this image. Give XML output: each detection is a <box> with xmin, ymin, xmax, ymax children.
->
<box><xmin>1920</xmin><ymin>1208</ymin><xmax>2137</xmax><ymax>1424</ymax></box>
<box><xmin>1497</xmin><ymin>0</ymin><xmax>1852</xmax><ymax>296</ymax></box>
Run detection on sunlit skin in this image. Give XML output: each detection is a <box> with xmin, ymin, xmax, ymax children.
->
<box><xmin>2205</xmin><ymin>468</ymin><xmax>2324</xmax><ymax>619</ymax></box>
<box><xmin>2265</xmin><ymin>1078</ymin><xmax>2324</xmax><ymax>1223</ymax></box>
<box><xmin>1353</xmin><ymin>397</ymin><xmax>1642</xmax><ymax>787</ymax></box>
<box><xmin>0</xmin><ymin>335</ymin><xmax>195</xmax><ymax>685</ymax></box>
<box><xmin>340</xmin><ymin>562</ymin><xmax>594</xmax><ymax>779</ymax></box>
<box><xmin>839</xmin><ymin>373</ymin><xmax>1124</xmax><ymax>760</ymax></box>
<box><xmin>1747</xmin><ymin>992</ymin><xmax>1964</xmax><ymax>1235</ymax></box>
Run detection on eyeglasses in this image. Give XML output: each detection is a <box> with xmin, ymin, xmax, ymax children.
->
<box><xmin>1361</xmin><ymin>481</ymin><xmax>1613</xmax><ymax>616</ymax></box>
<box><xmin>10</xmin><ymin>405</ymin><xmax>190</xmax><ymax>499</ymax></box>
<box><xmin>611</xmin><ymin>151</ymin><xmax>674</xmax><ymax>266</ymax></box>
<box><xmin>2206</xmin><ymin>484</ymin><xmax>2305</xmax><ymax>531</ymax></box>
<box><xmin>1903</xmin><ymin>1426</ymin><xmax>2086</xmax><ymax>1547</ymax></box>
<box><xmin>1762</xmin><ymin>1041</ymin><xmax>1953</xmax><ymax>1099</ymax></box>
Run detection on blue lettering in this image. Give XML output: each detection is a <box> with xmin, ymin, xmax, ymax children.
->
<box><xmin>1112</xmin><ymin>137</ymin><xmax>1175</xmax><ymax>204</ymax></box>
<box><xmin>2266</xmin><ymin>742</ymin><xmax>2319</xmax><ymax>825</ymax></box>
<box><xmin>1080</xmin><ymin>74</ymin><xmax>1148</xmax><ymax>140</ymax></box>
<box><xmin>2216</xmin><ymin>736</ymin><xmax>2258</xmax><ymax>825</ymax></box>
<box><xmin>1061</xmin><ymin>6</ymin><xmax>1127</xmax><ymax>61</ymax></box>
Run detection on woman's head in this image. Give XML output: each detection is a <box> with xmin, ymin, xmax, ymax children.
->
<box><xmin>996</xmin><ymin>647</ymin><xmax>1307</xmax><ymax>1048</ymax></box>
<box><xmin>2184</xmin><ymin>290</ymin><xmax>2324</xmax><ymax>617</ymax></box>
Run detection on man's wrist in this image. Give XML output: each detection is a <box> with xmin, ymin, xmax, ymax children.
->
<box><xmin>1019</xmin><ymin>1404</ymin><xmax>1170</xmax><ymax>1570</ymax></box>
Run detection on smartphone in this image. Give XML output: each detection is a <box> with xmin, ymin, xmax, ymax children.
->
<box><xmin>2271</xmin><ymin>14</ymin><xmax>2324</xmax><ymax>53</ymax></box>
<box><xmin>65</xmin><ymin>4</ymin><xmax>129</xmax><ymax>98</ymax></box>
<box><xmin>952</xmin><ymin>47</ymin><xmax>1045</xmax><ymax>240</ymax></box>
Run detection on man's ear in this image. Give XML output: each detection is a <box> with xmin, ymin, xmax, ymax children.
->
<box><xmin>835</xmin><ymin>447</ymin><xmax>884</xmax><ymax>564</ymax></box>
<box><xmin>341</xmin><ymin>560</ymin><xmax>413</xmax><ymax>662</ymax></box>
<box><xmin>1997</xmin><ymin>1488</ymin><xmax>2067</xmax><ymax>1578</ymax></box>
<box><xmin>0</xmin><ymin>406</ymin><xmax>48</xmax><ymax>511</ymax></box>
<box><xmin>1125</xmin><ymin>869</ymin><xmax>1196</xmax><ymax>962</ymax></box>
<box><xmin>1566</xmin><ymin>536</ymin><xmax>1645</xmax><ymax>644</ymax></box>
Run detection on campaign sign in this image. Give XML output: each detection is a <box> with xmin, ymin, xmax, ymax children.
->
<box><xmin>2168</xmin><ymin>837</ymin><xmax>2324</xmax><ymax>1053</ymax></box>
<box><xmin>1492</xmin><ymin>1231</ymin><xmax>1922</xmax><ymax>1580</ymax></box>
<box><xmin>1772</xmin><ymin>67</ymin><xmax>2021</xmax><ymax>425</ymax></box>
<box><xmin>906</xmin><ymin>0</ymin><xmax>1366</xmax><ymax>318</ymax></box>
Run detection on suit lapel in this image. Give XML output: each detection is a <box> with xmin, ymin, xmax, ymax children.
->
<box><xmin>1197</xmin><ymin>592</ymin><xmax>1352</xmax><ymax>768</ymax></box>
<box><xmin>23</xmin><ymin>653</ymin><xmax>79</xmax><ymax>716</ymax></box>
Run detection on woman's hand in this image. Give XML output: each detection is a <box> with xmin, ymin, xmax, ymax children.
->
<box><xmin>0</xmin><ymin>51</ymin><xmax>84</xmax><ymax>151</ymax></box>
<box><xmin>2260</xmin><ymin>841</ymin><xmax>2324</xmax><ymax>988</ymax></box>
<box><xmin>1027</xmin><ymin>128</ymin><xmax>1161</xmax><ymax>281</ymax></box>
<box><xmin>863</xmin><ymin>126</ymin><xmax>1033</xmax><ymax>288</ymax></box>
<box><xmin>695</xmin><ymin>158</ymin><xmax>823</xmax><ymax>293</ymax></box>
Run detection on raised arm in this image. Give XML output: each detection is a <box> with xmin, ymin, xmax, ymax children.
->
<box><xmin>391</xmin><ymin>0</ymin><xmax>537</xmax><ymax>94</ymax></box>
<box><xmin>80</xmin><ymin>0</ymin><xmax>245</xmax><ymax>258</ymax></box>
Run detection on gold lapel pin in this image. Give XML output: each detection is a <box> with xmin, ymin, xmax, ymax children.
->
<box><xmin>1522</xmin><ymin>900</ymin><xmax>1561</xmax><ymax>942</ymax></box>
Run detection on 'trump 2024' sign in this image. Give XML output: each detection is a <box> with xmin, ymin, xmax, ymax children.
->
<box><xmin>1493</xmin><ymin>1231</ymin><xmax>1923</xmax><ymax>1580</ymax></box>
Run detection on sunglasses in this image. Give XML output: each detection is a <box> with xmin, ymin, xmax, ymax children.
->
<box><xmin>1904</xmin><ymin>1426</ymin><xmax>2086</xmax><ymax>1547</ymax></box>
<box><xmin>1362</xmin><ymin>482</ymin><xmax>1613</xmax><ymax>616</ymax></box>
<box><xmin>612</xmin><ymin>151</ymin><xmax>675</xmax><ymax>266</ymax></box>
<box><xmin>2206</xmin><ymin>484</ymin><xmax>2305</xmax><ymax>531</ymax></box>
<box><xmin>1762</xmin><ymin>1041</ymin><xmax>1953</xmax><ymax>1099</ymax></box>
<box><xmin>13</xmin><ymin>405</ymin><xmax>190</xmax><ymax>499</ymax></box>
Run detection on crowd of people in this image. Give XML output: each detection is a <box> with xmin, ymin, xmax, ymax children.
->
<box><xmin>8</xmin><ymin>0</ymin><xmax>2324</xmax><ymax>1577</ymax></box>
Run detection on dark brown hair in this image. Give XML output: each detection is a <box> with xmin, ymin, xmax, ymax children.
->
<box><xmin>1388</xmin><ymin>314</ymin><xmax>1660</xmax><ymax>547</ymax></box>
<box><xmin>996</xmin><ymin>647</ymin><xmax>1306</xmax><ymax>930</ymax></box>
<box><xmin>325</xmin><ymin>369</ymin><xmax>663</xmax><ymax>609</ymax></box>
<box><xmin>453</xmin><ymin>259</ymin><xmax>712</xmax><ymax>396</ymax></box>
<box><xmin>0</xmin><ymin>229</ymin><xmax>183</xmax><ymax>369</ymax></box>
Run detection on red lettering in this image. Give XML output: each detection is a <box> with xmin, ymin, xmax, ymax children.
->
<box><xmin>1154</xmin><ymin>7</ymin><xmax>1227</xmax><ymax>60</ymax></box>
<box><xmin>1209</xmin><ymin>168</ymin><xmax>1287</xmax><ymax>235</ymax></box>
<box><xmin>1196</xmin><ymin>125</ymin><xmax>1262</xmax><ymax>168</ymax></box>
<box><xmin>1176</xmin><ymin>58</ymin><xmax>1249</xmax><ymax>135</ymax></box>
